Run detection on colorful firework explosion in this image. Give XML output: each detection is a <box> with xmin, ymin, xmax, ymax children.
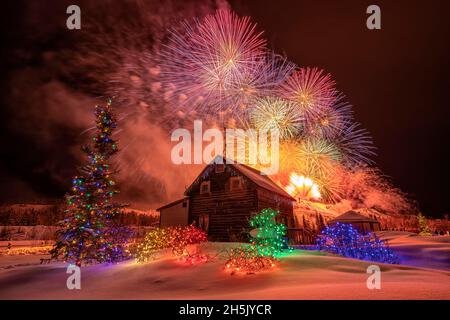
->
<box><xmin>305</xmin><ymin>94</ymin><xmax>354</xmax><ymax>139</ymax></box>
<box><xmin>279</xmin><ymin>67</ymin><xmax>338</xmax><ymax>123</ymax></box>
<box><xmin>159</xmin><ymin>9</ymin><xmax>267</xmax><ymax>116</ymax></box>
<box><xmin>249</xmin><ymin>96</ymin><xmax>304</xmax><ymax>139</ymax></box>
<box><xmin>87</xmin><ymin>8</ymin><xmax>378</xmax><ymax>204</ymax></box>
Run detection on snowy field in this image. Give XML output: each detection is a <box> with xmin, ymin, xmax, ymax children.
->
<box><xmin>0</xmin><ymin>233</ymin><xmax>449</xmax><ymax>300</ymax></box>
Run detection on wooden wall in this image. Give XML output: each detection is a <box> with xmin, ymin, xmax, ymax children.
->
<box><xmin>256</xmin><ymin>188</ymin><xmax>295</xmax><ymax>228</ymax></box>
<box><xmin>187</xmin><ymin>163</ymin><xmax>294</xmax><ymax>242</ymax></box>
<box><xmin>159</xmin><ymin>200</ymin><xmax>189</xmax><ymax>227</ymax></box>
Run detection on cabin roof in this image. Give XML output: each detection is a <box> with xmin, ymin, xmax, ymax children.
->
<box><xmin>184</xmin><ymin>156</ymin><xmax>296</xmax><ymax>201</ymax></box>
<box><xmin>328</xmin><ymin>210</ymin><xmax>380</xmax><ymax>224</ymax></box>
<box><xmin>156</xmin><ymin>197</ymin><xmax>189</xmax><ymax>211</ymax></box>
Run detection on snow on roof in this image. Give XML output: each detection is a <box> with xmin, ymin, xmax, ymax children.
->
<box><xmin>294</xmin><ymin>200</ymin><xmax>337</xmax><ymax>219</ymax></box>
<box><xmin>328</xmin><ymin>210</ymin><xmax>380</xmax><ymax>223</ymax></box>
<box><xmin>185</xmin><ymin>155</ymin><xmax>295</xmax><ymax>201</ymax></box>
<box><xmin>122</xmin><ymin>207</ymin><xmax>159</xmax><ymax>216</ymax></box>
<box><xmin>156</xmin><ymin>197</ymin><xmax>189</xmax><ymax>211</ymax></box>
<box><xmin>232</xmin><ymin>162</ymin><xmax>295</xmax><ymax>200</ymax></box>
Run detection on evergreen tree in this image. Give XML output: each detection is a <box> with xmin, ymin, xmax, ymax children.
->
<box><xmin>417</xmin><ymin>212</ymin><xmax>432</xmax><ymax>236</ymax></box>
<box><xmin>50</xmin><ymin>99</ymin><xmax>130</xmax><ymax>266</ymax></box>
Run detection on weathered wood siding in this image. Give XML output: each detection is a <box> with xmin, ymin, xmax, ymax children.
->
<box><xmin>189</xmin><ymin>188</ymin><xmax>257</xmax><ymax>241</ymax></box>
<box><xmin>188</xmin><ymin>164</ymin><xmax>258</xmax><ymax>241</ymax></box>
<box><xmin>256</xmin><ymin>188</ymin><xmax>295</xmax><ymax>228</ymax></box>
<box><xmin>159</xmin><ymin>200</ymin><xmax>189</xmax><ymax>227</ymax></box>
<box><xmin>187</xmin><ymin>163</ymin><xmax>295</xmax><ymax>242</ymax></box>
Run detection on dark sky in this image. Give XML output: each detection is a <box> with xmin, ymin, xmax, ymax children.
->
<box><xmin>0</xmin><ymin>0</ymin><xmax>449</xmax><ymax>217</ymax></box>
<box><xmin>230</xmin><ymin>0</ymin><xmax>450</xmax><ymax>217</ymax></box>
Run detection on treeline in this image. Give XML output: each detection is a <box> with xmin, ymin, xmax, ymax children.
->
<box><xmin>0</xmin><ymin>204</ymin><xmax>159</xmax><ymax>226</ymax></box>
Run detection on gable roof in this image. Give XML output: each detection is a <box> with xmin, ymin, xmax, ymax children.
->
<box><xmin>156</xmin><ymin>197</ymin><xmax>189</xmax><ymax>211</ymax></box>
<box><xmin>329</xmin><ymin>210</ymin><xmax>379</xmax><ymax>224</ymax></box>
<box><xmin>184</xmin><ymin>156</ymin><xmax>295</xmax><ymax>201</ymax></box>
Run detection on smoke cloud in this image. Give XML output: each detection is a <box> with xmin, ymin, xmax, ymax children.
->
<box><xmin>0</xmin><ymin>0</ymin><xmax>229</xmax><ymax>209</ymax></box>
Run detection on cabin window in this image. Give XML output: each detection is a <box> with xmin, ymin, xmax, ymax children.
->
<box><xmin>200</xmin><ymin>181</ymin><xmax>211</xmax><ymax>194</ymax></box>
<box><xmin>215</xmin><ymin>164</ymin><xmax>225</xmax><ymax>173</ymax></box>
<box><xmin>230</xmin><ymin>176</ymin><xmax>243</xmax><ymax>190</ymax></box>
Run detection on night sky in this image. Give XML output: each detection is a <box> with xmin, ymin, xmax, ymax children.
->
<box><xmin>0</xmin><ymin>0</ymin><xmax>449</xmax><ymax>217</ymax></box>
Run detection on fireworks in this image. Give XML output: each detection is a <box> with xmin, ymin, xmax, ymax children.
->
<box><xmin>285</xmin><ymin>172</ymin><xmax>321</xmax><ymax>200</ymax></box>
<box><xmin>277</xmin><ymin>138</ymin><xmax>344</xmax><ymax>202</ymax></box>
<box><xmin>195</xmin><ymin>9</ymin><xmax>267</xmax><ymax>75</ymax></box>
<box><xmin>278</xmin><ymin>139</ymin><xmax>303</xmax><ymax>176</ymax></box>
<box><xmin>336</xmin><ymin>122</ymin><xmax>376</xmax><ymax>166</ymax></box>
<box><xmin>305</xmin><ymin>94</ymin><xmax>354</xmax><ymax>139</ymax></box>
<box><xmin>155</xmin><ymin>10</ymin><xmax>376</xmax><ymax>203</ymax></box>
<box><xmin>159</xmin><ymin>9</ymin><xmax>267</xmax><ymax>116</ymax></box>
<box><xmin>249</xmin><ymin>96</ymin><xmax>304</xmax><ymax>139</ymax></box>
<box><xmin>226</xmin><ymin>53</ymin><xmax>296</xmax><ymax>113</ymax></box>
<box><xmin>73</xmin><ymin>7</ymin><xmax>378</xmax><ymax>205</ymax></box>
<box><xmin>301</xmin><ymin>137</ymin><xmax>342</xmax><ymax>159</ymax></box>
<box><xmin>280</xmin><ymin>67</ymin><xmax>338</xmax><ymax>122</ymax></box>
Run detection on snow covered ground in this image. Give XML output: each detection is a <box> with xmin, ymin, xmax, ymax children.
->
<box><xmin>377</xmin><ymin>231</ymin><xmax>450</xmax><ymax>271</ymax></box>
<box><xmin>0</xmin><ymin>233</ymin><xmax>449</xmax><ymax>300</ymax></box>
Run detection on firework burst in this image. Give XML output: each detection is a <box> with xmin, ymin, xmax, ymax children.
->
<box><xmin>276</xmin><ymin>139</ymin><xmax>343</xmax><ymax>202</ymax></box>
<box><xmin>336</xmin><ymin>122</ymin><xmax>376</xmax><ymax>166</ymax></box>
<box><xmin>159</xmin><ymin>9</ymin><xmax>267</xmax><ymax>116</ymax></box>
<box><xmin>194</xmin><ymin>9</ymin><xmax>267</xmax><ymax>76</ymax></box>
<box><xmin>71</xmin><ymin>6</ymin><xmax>378</xmax><ymax>205</ymax></box>
<box><xmin>300</xmin><ymin>137</ymin><xmax>343</xmax><ymax>164</ymax></box>
<box><xmin>285</xmin><ymin>172</ymin><xmax>322</xmax><ymax>200</ymax></box>
<box><xmin>296</xmin><ymin>138</ymin><xmax>343</xmax><ymax>196</ymax></box>
<box><xmin>305</xmin><ymin>94</ymin><xmax>353</xmax><ymax>139</ymax></box>
<box><xmin>280</xmin><ymin>67</ymin><xmax>338</xmax><ymax>123</ymax></box>
<box><xmin>249</xmin><ymin>96</ymin><xmax>304</xmax><ymax>139</ymax></box>
<box><xmin>226</xmin><ymin>52</ymin><xmax>296</xmax><ymax>114</ymax></box>
<box><xmin>277</xmin><ymin>138</ymin><xmax>341</xmax><ymax>178</ymax></box>
<box><xmin>277</xmin><ymin>140</ymin><xmax>303</xmax><ymax>176</ymax></box>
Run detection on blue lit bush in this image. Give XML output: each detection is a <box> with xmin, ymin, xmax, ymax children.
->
<box><xmin>316</xmin><ymin>222</ymin><xmax>399</xmax><ymax>264</ymax></box>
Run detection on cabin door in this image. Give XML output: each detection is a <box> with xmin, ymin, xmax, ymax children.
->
<box><xmin>198</xmin><ymin>214</ymin><xmax>210</xmax><ymax>234</ymax></box>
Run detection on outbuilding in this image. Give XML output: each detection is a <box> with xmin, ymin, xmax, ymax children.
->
<box><xmin>328</xmin><ymin>210</ymin><xmax>381</xmax><ymax>233</ymax></box>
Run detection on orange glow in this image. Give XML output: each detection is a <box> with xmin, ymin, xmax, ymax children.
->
<box><xmin>284</xmin><ymin>172</ymin><xmax>321</xmax><ymax>200</ymax></box>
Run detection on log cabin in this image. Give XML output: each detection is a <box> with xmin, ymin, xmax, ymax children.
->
<box><xmin>158</xmin><ymin>156</ymin><xmax>296</xmax><ymax>242</ymax></box>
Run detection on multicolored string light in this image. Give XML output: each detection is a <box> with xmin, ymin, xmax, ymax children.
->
<box><xmin>224</xmin><ymin>246</ymin><xmax>277</xmax><ymax>274</ymax></box>
<box><xmin>224</xmin><ymin>208</ymin><xmax>288</xmax><ymax>274</ymax></box>
<box><xmin>135</xmin><ymin>225</ymin><xmax>207</xmax><ymax>262</ymax></box>
<box><xmin>316</xmin><ymin>222</ymin><xmax>399</xmax><ymax>264</ymax></box>
<box><xmin>50</xmin><ymin>99</ymin><xmax>131</xmax><ymax>266</ymax></box>
<box><xmin>249</xmin><ymin>208</ymin><xmax>288</xmax><ymax>258</ymax></box>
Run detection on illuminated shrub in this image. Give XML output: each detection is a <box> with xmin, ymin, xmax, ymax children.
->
<box><xmin>249</xmin><ymin>208</ymin><xmax>288</xmax><ymax>258</ymax></box>
<box><xmin>224</xmin><ymin>246</ymin><xmax>277</xmax><ymax>274</ymax></box>
<box><xmin>316</xmin><ymin>222</ymin><xmax>399</xmax><ymax>264</ymax></box>
<box><xmin>136</xmin><ymin>225</ymin><xmax>207</xmax><ymax>262</ymax></box>
<box><xmin>224</xmin><ymin>208</ymin><xmax>288</xmax><ymax>274</ymax></box>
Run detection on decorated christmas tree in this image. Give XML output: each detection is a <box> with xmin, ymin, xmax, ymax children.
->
<box><xmin>50</xmin><ymin>99</ymin><xmax>130</xmax><ymax>266</ymax></box>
